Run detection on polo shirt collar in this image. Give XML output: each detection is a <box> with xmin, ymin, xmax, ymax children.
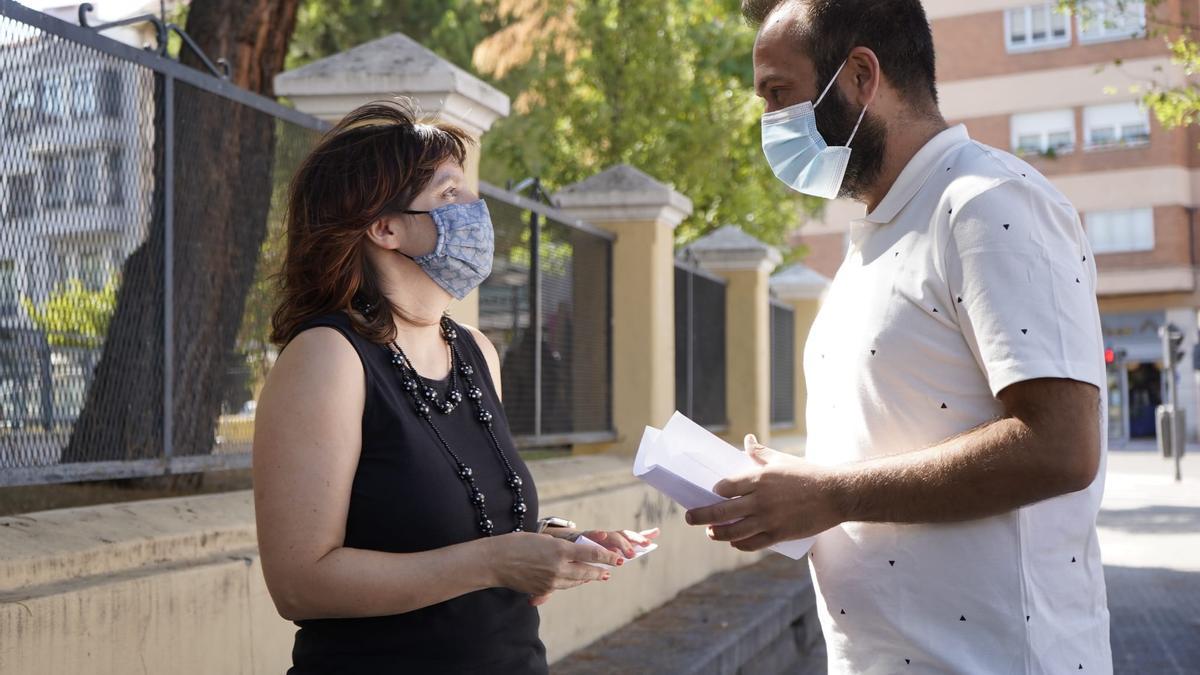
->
<box><xmin>861</xmin><ymin>124</ymin><xmax>971</xmax><ymax>225</ymax></box>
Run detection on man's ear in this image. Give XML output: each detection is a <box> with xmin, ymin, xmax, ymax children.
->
<box><xmin>846</xmin><ymin>46</ymin><xmax>881</xmax><ymax>106</ymax></box>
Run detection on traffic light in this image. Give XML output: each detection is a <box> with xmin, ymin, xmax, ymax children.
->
<box><xmin>1160</xmin><ymin>323</ymin><xmax>1185</xmax><ymax>368</ymax></box>
<box><xmin>1170</xmin><ymin>329</ymin><xmax>1185</xmax><ymax>367</ymax></box>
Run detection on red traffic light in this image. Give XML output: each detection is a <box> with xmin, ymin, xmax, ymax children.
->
<box><xmin>1105</xmin><ymin>348</ymin><xmax>1116</xmax><ymax>365</ymax></box>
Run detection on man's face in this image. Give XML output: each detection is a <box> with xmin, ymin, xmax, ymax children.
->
<box><xmin>752</xmin><ymin>10</ymin><xmax>887</xmax><ymax>200</ymax></box>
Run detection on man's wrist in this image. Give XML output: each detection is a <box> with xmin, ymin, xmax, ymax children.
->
<box><xmin>825</xmin><ymin>465</ymin><xmax>858</xmax><ymax>524</ymax></box>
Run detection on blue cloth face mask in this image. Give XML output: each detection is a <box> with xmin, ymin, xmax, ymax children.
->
<box><xmin>760</xmin><ymin>59</ymin><xmax>868</xmax><ymax>200</ymax></box>
<box><xmin>402</xmin><ymin>199</ymin><xmax>495</xmax><ymax>300</ymax></box>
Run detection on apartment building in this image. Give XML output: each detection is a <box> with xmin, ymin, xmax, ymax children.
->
<box><xmin>0</xmin><ymin>3</ymin><xmax>160</xmax><ymax>425</ymax></box>
<box><xmin>795</xmin><ymin>0</ymin><xmax>1200</xmax><ymax>444</ymax></box>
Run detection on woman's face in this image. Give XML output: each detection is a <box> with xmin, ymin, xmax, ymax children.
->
<box><xmin>362</xmin><ymin>159</ymin><xmax>478</xmax><ymax>319</ymax></box>
<box><xmin>407</xmin><ymin>160</ymin><xmax>474</xmax><ymax>214</ymax></box>
<box><xmin>387</xmin><ymin>160</ymin><xmax>476</xmax><ymax>259</ymax></box>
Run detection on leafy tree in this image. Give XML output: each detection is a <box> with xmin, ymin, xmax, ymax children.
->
<box><xmin>21</xmin><ymin>277</ymin><xmax>118</xmax><ymax>349</ymax></box>
<box><xmin>473</xmin><ymin>0</ymin><xmax>813</xmax><ymax>250</ymax></box>
<box><xmin>287</xmin><ymin>0</ymin><xmax>495</xmax><ymax>71</ymax></box>
<box><xmin>1058</xmin><ymin>0</ymin><xmax>1200</xmax><ymax>134</ymax></box>
<box><xmin>65</xmin><ymin>0</ymin><xmax>303</xmax><ymax>463</ymax></box>
<box><xmin>288</xmin><ymin>0</ymin><xmax>815</xmax><ymax>254</ymax></box>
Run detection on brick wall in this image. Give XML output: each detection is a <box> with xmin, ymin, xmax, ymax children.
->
<box><xmin>932</xmin><ymin>1</ymin><xmax>1186</xmax><ymax>82</ymax></box>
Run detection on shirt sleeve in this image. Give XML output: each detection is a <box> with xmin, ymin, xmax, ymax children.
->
<box><xmin>943</xmin><ymin>178</ymin><xmax>1105</xmax><ymax>398</ymax></box>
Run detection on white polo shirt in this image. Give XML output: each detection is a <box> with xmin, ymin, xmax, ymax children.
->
<box><xmin>804</xmin><ymin>125</ymin><xmax>1111</xmax><ymax>674</ymax></box>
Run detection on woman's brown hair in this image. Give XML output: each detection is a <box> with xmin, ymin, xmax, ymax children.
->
<box><xmin>269</xmin><ymin>99</ymin><xmax>474</xmax><ymax>346</ymax></box>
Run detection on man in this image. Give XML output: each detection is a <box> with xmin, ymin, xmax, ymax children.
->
<box><xmin>685</xmin><ymin>1</ymin><xmax>1112</xmax><ymax>672</ymax></box>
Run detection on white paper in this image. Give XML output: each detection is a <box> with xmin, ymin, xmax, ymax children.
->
<box><xmin>575</xmin><ymin>534</ymin><xmax>658</xmax><ymax>569</ymax></box>
<box><xmin>633</xmin><ymin>411</ymin><xmax>815</xmax><ymax>560</ymax></box>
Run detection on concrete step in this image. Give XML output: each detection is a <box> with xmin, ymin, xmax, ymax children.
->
<box><xmin>553</xmin><ymin>554</ymin><xmax>825</xmax><ymax>675</ymax></box>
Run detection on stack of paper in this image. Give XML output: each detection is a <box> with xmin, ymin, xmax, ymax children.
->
<box><xmin>633</xmin><ymin>412</ymin><xmax>814</xmax><ymax>560</ymax></box>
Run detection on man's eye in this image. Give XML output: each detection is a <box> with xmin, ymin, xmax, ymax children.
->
<box><xmin>770</xmin><ymin>89</ymin><xmax>785</xmax><ymax>104</ymax></box>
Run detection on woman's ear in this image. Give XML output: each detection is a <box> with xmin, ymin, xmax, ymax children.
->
<box><xmin>364</xmin><ymin>216</ymin><xmax>403</xmax><ymax>251</ymax></box>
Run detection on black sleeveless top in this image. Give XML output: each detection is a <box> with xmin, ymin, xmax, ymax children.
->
<box><xmin>287</xmin><ymin>311</ymin><xmax>546</xmax><ymax>674</ymax></box>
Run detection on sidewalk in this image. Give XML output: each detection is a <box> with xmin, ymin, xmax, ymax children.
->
<box><xmin>1100</xmin><ymin>450</ymin><xmax>1200</xmax><ymax>674</ymax></box>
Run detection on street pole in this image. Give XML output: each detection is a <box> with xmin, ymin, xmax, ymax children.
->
<box><xmin>1160</xmin><ymin>324</ymin><xmax>1184</xmax><ymax>482</ymax></box>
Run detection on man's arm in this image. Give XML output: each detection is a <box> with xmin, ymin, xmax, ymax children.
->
<box><xmin>687</xmin><ymin>377</ymin><xmax>1101</xmax><ymax>551</ymax></box>
<box><xmin>833</xmin><ymin>376</ymin><xmax>1100</xmax><ymax>523</ymax></box>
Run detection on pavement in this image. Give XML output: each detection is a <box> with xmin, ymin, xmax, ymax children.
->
<box><xmin>1100</xmin><ymin>449</ymin><xmax>1200</xmax><ymax>674</ymax></box>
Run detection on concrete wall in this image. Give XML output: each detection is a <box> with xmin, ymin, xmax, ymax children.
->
<box><xmin>0</xmin><ymin>455</ymin><xmax>762</xmax><ymax>674</ymax></box>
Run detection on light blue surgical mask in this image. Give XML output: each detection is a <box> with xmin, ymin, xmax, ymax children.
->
<box><xmin>760</xmin><ymin>59</ymin><xmax>868</xmax><ymax>200</ymax></box>
<box><xmin>402</xmin><ymin>199</ymin><xmax>495</xmax><ymax>300</ymax></box>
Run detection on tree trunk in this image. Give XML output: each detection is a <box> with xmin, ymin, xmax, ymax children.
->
<box><xmin>62</xmin><ymin>0</ymin><xmax>300</xmax><ymax>464</ymax></box>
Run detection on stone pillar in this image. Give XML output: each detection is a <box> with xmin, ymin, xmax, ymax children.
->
<box><xmin>274</xmin><ymin>33</ymin><xmax>511</xmax><ymax>326</ymax></box>
<box><xmin>684</xmin><ymin>226</ymin><xmax>782</xmax><ymax>446</ymax></box>
<box><xmin>770</xmin><ymin>263</ymin><xmax>831</xmax><ymax>437</ymax></box>
<box><xmin>554</xmin><ymin>165</ymin><xmax>693</xmax><ymax>454</ymax></box>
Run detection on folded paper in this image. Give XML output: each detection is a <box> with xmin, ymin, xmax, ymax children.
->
<box><xmin>633</xmin><ymin>411</ymin><xmax>814</xmax><ymax>560</ymax></box>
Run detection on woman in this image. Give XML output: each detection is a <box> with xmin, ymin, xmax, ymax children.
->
<box><xmin>252</xmin><ymin>100</ymin><xmax>658</xmax><ymax>674</ymax></box>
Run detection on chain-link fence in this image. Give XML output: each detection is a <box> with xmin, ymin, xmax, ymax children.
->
<box><xmin>478</xmin><ymin>182</ymin><xmax>614</xmax><ymax>448</ymax></box>
<box><xmin>0</xmin><ymin>2</ymin><xmax>326</xmax><ymax>486</ymax></box>
<box><xmin>675</xmin><ymin>262</ymin><xmax>727</xmax><ymax>430</ymax></box>
<box><xmin>769</xmin><ymin>299</ymin><xmax>795</xmax><ymax>427</ymax></box>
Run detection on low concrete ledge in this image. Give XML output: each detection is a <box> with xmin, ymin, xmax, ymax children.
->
<box><xmin>0</xmin><ymin>491</ymin><xmax>257</xmax><ymax>596</ymax></box>
<box><xmin>553</xmin><ymin>554</ymin><xmax>825</xmax><ymax>675</ymax></box>
<box><xmin>0</xmin><ymin>453</ymin><xmax>767</xmax><ymax>673</ymax></box>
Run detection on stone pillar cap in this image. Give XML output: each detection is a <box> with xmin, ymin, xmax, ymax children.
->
<box><xmin>553</xmin><ymin>164</ymin><xmax>693</xmax><ymax>228</ymax></box>
<box><xmin>274</xmin><ymin>32</ymin><xmax>510</xmax><ymax>135</ymax></box>
<box><xmin>771</xmin><ymin>263</ymin><xmax>831</xmax><ymax>300</ymax></box>
<box><xmin>680</xmin><ymin>225</ymin><xmax>782</xmax><ymax>273</ymax></box>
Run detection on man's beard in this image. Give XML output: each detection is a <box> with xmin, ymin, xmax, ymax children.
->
<box><xmin>814</xmin><ymin>87</ymin><xmax>887</xmax><ymax>200</ymax></box>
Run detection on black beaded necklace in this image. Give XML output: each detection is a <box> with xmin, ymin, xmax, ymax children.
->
<box><xmin>387</xmin><ymin>317</ymin><xmax>527</xmax><ymax>536</ymax></box>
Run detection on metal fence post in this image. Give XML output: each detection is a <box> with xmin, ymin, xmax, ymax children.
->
<box><xmin>162</xmin><ymin>73</ymin><xmax>175</xmax><ymax>471</ymax></box>
<box><xmin>530</xmin><ymin>204</ymin><xmax>542</xmax><ymax>441</ymax></box>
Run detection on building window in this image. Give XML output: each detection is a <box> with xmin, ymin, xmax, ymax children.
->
<box><xmin>1086</xmin><ymin>207</ymin><xmax>1155</xmax><ymax>253</ymax></box>
<box><xmin>98</xmin><ymin>68</ymin><xmax>122</xmax><ymax>119</ymax></box>
<box><xmin>1006</xmin><ymin>4</ymin><xmax>1071</xmax><ymax>51</ymax></box>
<box><xmin>1011</xmin><ymin>109</ymin><xmax>1076</xmax><ymax>156</ymax></box>
<box><xmin>7</xmin><ymin>174</ymin><xmax>37</xmax><ymax>220</ymax></box>
<box><xmin>80</xmin><ymin>250</ymin><xmax>111</xmax><ymax>291</ymax></box>
<box><xmin>105</xmin><ymin>148</ymin><xmax>124</xmax><ymax>205</ymax></box>
<box><xmin>73</xmin><ymin>151</ymin><xmax>101</xmax><ymax>206</ymax></box>
<box><xmin>1084</xmin><ymin>101</ymin><xmax>1150</xmax><ymax>149</ymax></box>
<box><xmin>39</xmin><ymin>75</ymin><xmax>67</xmax><ymax>121</ymax></box>
<box><xmin>1078</xmin><ymin>0</ymin><xmax>1146</xmax><ymax>43</ymax></box>
<box><xmin>6</xmin><ymin>87</ymin><xmax>36</xmax><ymax>134</ymax></box>
<box><xmin>71</xmin><ymin>70</ymin><xmax>98</xmax><ymax>118</ymax></box>
<box><xmin>41</xmin><ymin>153</ymin><xmax>68</xmax><ymax>209</ymax></box>
<box><xmin>0</xmin><ymin>260</ymin><xmax>16</xmax><ymax>318</ymax></box>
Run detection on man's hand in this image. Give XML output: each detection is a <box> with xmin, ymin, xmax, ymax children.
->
<box><xmin>684</xmin><ymin>435</ymin><xmax>845</xmax><ymax>551</ymax></box>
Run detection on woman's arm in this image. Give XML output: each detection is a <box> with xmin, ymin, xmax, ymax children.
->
<box><xmin>253</xmin><ymin>328</ymin><xmax>494</xmax><ymax>620</ymax></box>
<box><xmin>253</xmin><ymin>328</ymin><xmax>618</xmax><ymax>621</ymax></box>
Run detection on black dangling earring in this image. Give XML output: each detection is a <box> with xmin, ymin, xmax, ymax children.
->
<box><xmin>352</xmin><ymin>292</ymin><xmax>379</xmax><ymax>316</ymax></box>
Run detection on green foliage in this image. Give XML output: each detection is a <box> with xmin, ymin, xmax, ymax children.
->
<box><xmin>21</xmin><ymin>277</ymin><xmax>118</xmax><ymax>349</ymax></box>
<box><xmin>287</xmin><ymin>0</ymin><xmax>496</xmax><ymax>71</ymax></box>
<box><xmin>480</xmin><ymin>0</ymin><xmax>814</xmax><ymax>251</ymax></box>
<box><xmin>1058</xmin><ymin>0</ymin><xmax>1200</xmax><ymax>135</ymax></box>
<box><xmin>288</xmin><ymin>0</ymin><xmax>814</xmax><ymax>257</ymax></box>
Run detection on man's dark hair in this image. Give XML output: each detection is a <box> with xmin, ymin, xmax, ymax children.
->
<box><xmin>742</xmin><ymin>0</ymin><xmax>938</xmax><ymax>110</ymax></box>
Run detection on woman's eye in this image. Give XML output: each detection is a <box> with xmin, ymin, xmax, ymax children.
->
<box><xmin>442</xmin><ymin>188</ymin><xmax>458</xmax><ymax>201</ymax></box>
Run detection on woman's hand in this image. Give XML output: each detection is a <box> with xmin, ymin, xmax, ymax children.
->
<box><xmin>573</xmin><ymin>528</ymin><xmax>661</xmax><ymax>559</ymax></box>
<box><xmin>486</xmin><ymin>532</ymin><xmax>623</xmax><ymax>606</ymax></box>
